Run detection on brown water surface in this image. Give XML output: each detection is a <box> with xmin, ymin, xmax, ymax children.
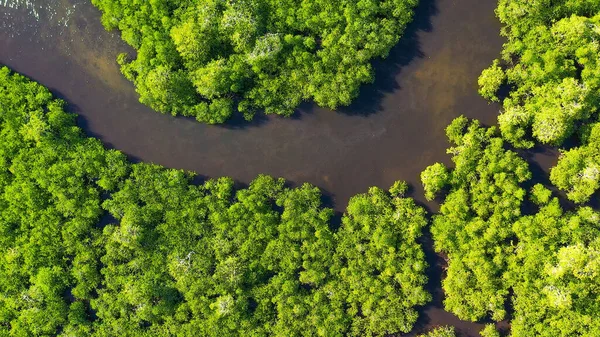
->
<box><xmin>0</xmin><ymin>0</ymin><xmax>540</xmax><ymax>335</ymax></box>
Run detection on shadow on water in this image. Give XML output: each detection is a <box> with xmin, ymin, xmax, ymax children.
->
<box><xmin>340</xmin><ymin>0</ymin><xmax>438</xmax><ymax>117</ymax></box>
<box><xmin>218</xmin><ymin>0</ymin><xmax>438</xmax><ymax>128</ymax></box>
<box><xmin>219</xmin><ymin>109</ymin><xmax>270</xmax><ymax>130</ymax></box>
<box><xmin>320</xmin><ymin>188</ymin><xmax>344</xmax><ymax>231</ymax></box>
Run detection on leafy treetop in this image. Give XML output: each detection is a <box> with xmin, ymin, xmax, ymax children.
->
<box><xmin>92</xmin><ymin>0</ymin><xmax>419</xmax><ymax>123</ymax></box>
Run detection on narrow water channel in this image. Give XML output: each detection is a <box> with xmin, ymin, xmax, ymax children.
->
<box><xmin>0</xmin><ymin>0</ymin><xmax>541</xmax><ymax>335</ymax></box>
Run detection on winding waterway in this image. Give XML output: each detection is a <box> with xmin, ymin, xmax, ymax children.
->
<box><xmin>0</xmin><ymin>0</ymin><xmax>559</xmax><ymax>335</ymax></box>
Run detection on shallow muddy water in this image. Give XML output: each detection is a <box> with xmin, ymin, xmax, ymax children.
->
<box><xmin>0</xmin><ymin>0</ymin><xmax>558</xmax><ymax>335</ymax></box>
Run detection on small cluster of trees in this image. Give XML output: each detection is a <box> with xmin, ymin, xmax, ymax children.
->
<box><xmin>92</xmin><ymin>0</ymin><xmax>419</xmax><ymax>123</ymax></box>
<box><xmin>418</xmin><ymin>326</ymin><xmax>456</xmax><ymax>337</ymax></box>
<box><xmin>477</xmin><ymin>0</ymin><xmax>600</xmax><ymax>205</ymax></box>
<box><xmin>478</xmin><ymin>1</ymin><xmax>600</xmax><ymax>148</ymax></box>
<box><xmin>421</xmin><ymin>117</ymin><xmax>600</xmax><ymax>336</ymax></box>
<box><xmin>0</xmin><ymin>67</ymin><xmax>430</xmax><ymax>336</ymax></box>
<box><xmin>416</xmin><ymin>325</ymin><xmax>499</xmax><ymax>337</ymax></box>
<box><xmin>422</xmin><ymin>117</ymin><xmax>530</xmax><ymax>322</ymax></box>
<box><xmin>425</xmin><ymin>0</ymin><xmax>600</xmax><ymax>332</ymax></box>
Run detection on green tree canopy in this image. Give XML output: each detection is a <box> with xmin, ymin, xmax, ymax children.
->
<box><xmin>0</xmin><ymin>66</ymin><xmax>430</xmax><ymax>336</ymax></box>
<box><xmin>422</xmin><ymin>116</ymin><xmax>600</xmax><ymax>336</ymax></box>
<box><xmin>550</xmin><ymin>122</ymin><xmax>600</xmax><ymax>203</ymax></box>
<box><xmin>418</xmin><ymin>326</ymin><xmax>456</xmax><ymax>337</ymax></box>
<box><xmin>0</xmin><ymin>66</ymin><xmax>129</xmax><ymax>337</ymax></box>
<box><xmin>92</xmin><ymin>0</ymin><xmax>419</xmax><ymax>123</ymax></box>
<box><xmin>509</xmin><ymin>198</ymin><xmax>600</xmax><ymax>336</ymax></box>
<box><xmin>421</xmin><ymin>116</ymin><xmax>530</xmax><ymax>321</ymax></box>
<box><xmin>479</xmin><ymin>2</ymin><xmax>600</xmax><ymax>147</ymax></box>
<box><xmin>332</xmin><ymin>182</ymin><xmax>430</xmax><ymax>336</ymax></box>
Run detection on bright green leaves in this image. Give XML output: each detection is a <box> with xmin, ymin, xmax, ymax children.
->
<box><xmin>423</xmin><ymin>115</ymin><xmax>600</xmax><ymax>336</ymax></box>
<box><xmin>551</xmin><ymin>123</ymin><xmax>600</xmax><ymax>203</ymax></box>
<box><xmin>0</xmin><ymin>67</ymin><xmax>128</xmax><ymax>336</ymax></box>
<box><xmin>421</xmin><ymin>163</ymin><xmax>449</xmax><ymax>201</ymax></box>
<box><xmin>98</xmin><ymin>175</ymin><xmax>430</xmax><ymax>336</ymax></box>
<box><xmin>529</xmin><ymin>77</ymin><xmax>595</xmax><ymax>145</ymax></box>
<box><xmin>530</xmin><ymin>183</ymin><xmax>552</xmax><ymax>205</ymax></box>
<box><xmin>333</xmin><ymin>184</ymin><xmax>430</xmax><ymax>336</ymax></box>
<box><xmin>479</xmin><ymin>324</ymin><xmax>500</xmax><ymax>337</ymax></box>
<box><xmin>418</xmin><ymin>326</ymin><xmax>456</xmax><ymax>337</ymax></box>
<box><xmin>510</xmin><ymin>202</ymin><xmax>600</xmax><ymax>336</ymax></box>
<box><xmin>481</xmin><ymin>6</ymin><xmax>600</xmax><ymax>147</ymax></box>
<box><xmin>478</xmin><ymin>59</ymin><xmax>505</xmax><ymax>102</ymax></box>
<box><xmin>422</xmin><ymin>117</ymin><xmax>530</xmax><ymax>322</ymax></box>
<box><xmin>191</xmin><ymin>59</ymin><xmax>239</xmax><ymax>99</ymax></box>
<box><xmin>136</xmin><ymin>65</ymin><xmax>198</xmax><ymax>117</ymax></box>
<box><xmin>0</xmin><ymin>67</ymin><xmax>431</xmax><ymax>336</ymax></box>
<box><xmin>92</xmin><ymin>0</ymin><xmax>420</xmax><ymax>122</ymax></box>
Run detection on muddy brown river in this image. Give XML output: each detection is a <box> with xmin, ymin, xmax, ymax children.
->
<box><xmin>0</xmin><ymin>0</ymin><xmax>559</xmax><ymax>335</ymax></box>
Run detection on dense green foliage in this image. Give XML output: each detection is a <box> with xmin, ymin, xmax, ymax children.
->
<box><xmin>91</xmin><ymin>0</ymin><xmax>419</xmax><ymax>123</ymax></box>
<box><xmin>0</xmin><ymin>67</ymin><xmax>129</xmax><ymax>336</ymax></box>
<box><xmin>509</xmin><ymin>196</ymin><xmax>600</xmax><ymax>336</ymax></box>
<box><xmin>422</xmin><ymin>116</ymin><xmax>530</xmax><ymax>321</ymax></box>
<box><xmin>7</xmin><ymin>0</ymin><xmax>600</xmax><ymax>334</ymax></box>
<box><xmin>473</xmin><ymin>2</ymin><xmax>600</xmax><ymax>332</ymax></box>
<box><xmin>0</xmin><ymin>67</ymin><xmax>429</xmax><ymax>336</ymax></box>
<box><xmin>478</xmin><ymin>1</ymin><xmax>600</xmax><ymax>147</ymax></box>
<box><xmin>418</xmin><ymin>326</ymin><xmax>456</xmax><ymax>337</ymax></box>
<box><xmin>551</xmin><ymin>123</ymin><xmax>600</xmax><ymax>203</ymax></box>
<box><xmin>422</xmin><ymin>117</ymin><xmax>600</xmax><ymax>336</ymax></box>
<box><xmin>332</xmin><ymin>181</ymin><xmax>430</xmax><ymax>335</ymax></box>
<box><xmin>479</xmin><ymin>324</ymin><xmax>500</xmax><ymax>337</ymax></box>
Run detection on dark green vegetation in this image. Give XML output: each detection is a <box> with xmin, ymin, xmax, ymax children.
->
<box><xmin>422</xmin><ymin>118</ymin><xmax>600</xmax><ymax>336</ymax></box>
<box><xmin>478</xmin><ymin>0</ymin><xmax>600</xmax><ymax>148</ymax></box>
<box><xmin>0</xmin><ymin>67</ymin><xmax>429</xmax><ymax>336</ymax></box>
<box><xmin>91</xmin><ymin>0</ymin><xmax>418</xmax><ymax>123</ymax></box>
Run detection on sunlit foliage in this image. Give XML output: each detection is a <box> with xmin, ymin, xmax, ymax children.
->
<box><xmin>422</xmin><ymin>116</ymin><xmax>530</xmax><ymax>321</ymax></box>
<box><xmin>0</xmin><ymin>66</ymin><xmax>429</xmax><ymax>336</ymax></box>
<box><xmin>92</xmin><ymin>0</ymin><xmax>419</xmax><ymax>123</ymax></box>
<box><xmin>509</xmin><ymin>196</ymin><xmax>600</xmax><ymax>336</ymax></box>
<box><xmin>551</xmin><ymin>123</ymin><xmax>600</xmax><ymax>203</ymax></box>
<box><xmin>422</xmin><ymin>116</ymin><xmax>600</xmax><ymax>336</ymax></box>
<box><xmin>418</xmin><ymin>326</ymin><xmax>456</xmax><ymax>337</ymax></box>
<box><xmin>479</xmin><ymin>1</ymin><xmax>600</xmax><ymax>147</ymax></box>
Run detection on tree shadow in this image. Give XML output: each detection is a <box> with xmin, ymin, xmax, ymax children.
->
<box><xmin>211</xmin><ymin>0</ymin><xmax>439</xmax><ymax>128</ymax></box>
<box><xmin>338</xmin><ymin>0</ymin><xmax>439</xmax><ymax>117</ymax></box>
<box><xmin>320</xmin><ymin>188</ymin><xmax>344</xmax><ymax>231</ymax></box>
<box><xmin>213</xmin><ymin>109</ymin><xmax>271</xmax><ymax>130</ymax></box>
